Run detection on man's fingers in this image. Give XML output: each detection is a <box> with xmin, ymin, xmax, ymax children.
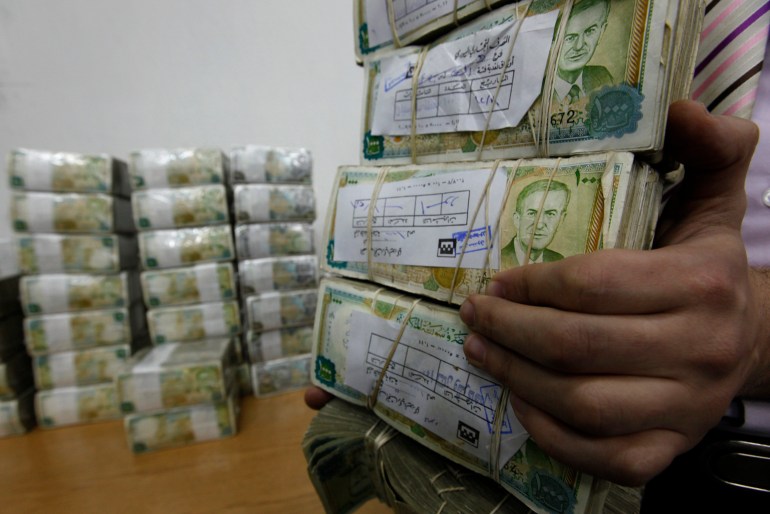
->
<box><xmin>304</xmin><ymin>386</ymin><xmax>335</xmax><ymax>410</ymax></box>
<box><xmin>509</xmin><ymin>394</ymin><xmax>693</xmax><ymax>486</ymax></box>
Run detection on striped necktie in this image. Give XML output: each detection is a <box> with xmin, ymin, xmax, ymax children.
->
<box><xmin>691</xmin><ymin>0</ymin><xmax>770</xmax><ymax>119</ymax></box>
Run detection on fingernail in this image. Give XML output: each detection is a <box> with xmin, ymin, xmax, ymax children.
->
<box><xmin>464</xmin><ymin>334</ymin><xmax>486</xmax><ymax>366</ymax></box>
<box><xmin>486</xmin><ymin>280</ymin><xmax>504</xmax><ymax>297</ymax></box>
<box><xmin>459</xmin><ymin>300</ymin><xmax>475</xmax><ymax>326</ymax></box>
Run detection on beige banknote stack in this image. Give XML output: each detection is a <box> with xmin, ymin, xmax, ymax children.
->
<box><xmin>116</xmin><ymin>338</ymin><xmax>240</xmax><ymax>453</ymax></box>
<box><xmin>228</xmin><ymin>145</ymin><xmax>319</xmax><ymax>397</ymax></box>
<box><xmin>306</xmin><ymin>1</ymin><xmax>706</xmax><ymax>513</ymax></box>
<box><xmin>6</xmin><ymin>148</ymin><xmax>148</xmax><ymax>429</ymax></box>
<box><xmin>0</xmin><ymin>239</ymin><xmax>36</xmax><ymax>438</ymax></box>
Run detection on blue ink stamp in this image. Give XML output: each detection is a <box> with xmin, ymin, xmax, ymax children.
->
<box><xmin>451</xmin><ymin>225</ymin><xmax>492</xmax><ymax>254</ymax></box>
<box><xmin>479</xmin><ymin>383</ymin><xmax>513</xmax><ymax>435</ymax></box>
<box><xmin>588</xmin><ymin>83</ymin><xmax>644</xmax><ymax>139</ymax></box>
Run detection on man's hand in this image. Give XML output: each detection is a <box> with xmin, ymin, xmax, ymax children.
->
<box><xmin>458</xmin><ymin>100</ymin><xmax>770</xmax><ymax>486</ymax></box>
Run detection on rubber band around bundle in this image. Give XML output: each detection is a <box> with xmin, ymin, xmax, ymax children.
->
<box><xmin>367</xmin><ymin>297</ymin><xmax>421</xmax><ymax>410</ymax></box>
<box><xmin>365</xmin><ymin>168</ymin><xmax>391</xmax><ymax>281</ymax></box>
<box><xmin>476</xmin><ymin>0</ymin><xmax>534</xmax><ymax>162</ymax></box>
<box><xmin>364</xmin><ymin>418</ymin><xmax>399</xmax><ymax>500</ymax></box>
<box><xmin>446</xmin><ymin>160</ymin><xmax>502</xmax><ymax>305</ymax></box>
<box><xmin>386</xmin><ymin>0</ymin><xmax>403</xmax><ymax>48</ymax></box>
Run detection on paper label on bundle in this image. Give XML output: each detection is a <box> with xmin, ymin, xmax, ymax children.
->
<box><xmin>50</xmin><ymin>391</ymin><xmax>79</xmax><ymax>425</ymax></box>
<box><xmin>42</xmin><ymin>315</ymin><xmax>72</xmax><ymax>352</ymax></box>
<box><xmin>22</xmin><ymin>153</ymin><xmax>54</xmax><ymax>190</ymax></box>
<box><xmin>364</xmin><ymin>0</ymin><xmax>476</xmax><ymax>48</ymax></box>
<box><xmin>195</xmin><ymin>263</ymin><xmax>223</xmax><ymax>302</ymax></box>
<box><xmin>0</xmin><ymin>404</ymin><xmax>15</xmax><ymax>437</ymax></box>
<box><xmin>39</xmin><ymin>277</ymin><xmax>69</xmax><ymax>313</ymax></box>
<box><xmin>30</xmin><ymin>197</ymin><xmax>55</xmax><ymax>232</ymax></box>
<box><xmin>345</xmin><ymin>311</ymin><xmax>528</xmax><ymax>467</ymax></box>
<box><xmin>191</xmin><ymin>405</ymin><xmax>221</xmax><ymax>440</ymax></box>
<box><xmin>259</xmin><ymin>330</ymin><xmax>283</xmax><ymax>361</ymax></box>
<box><xmin>134</xmin><ymin>344</ymin><xmax>177</xmax><ymax>372</ymax></box>
<box><xmin>371</xmin><ymin>10</ymin><xmax>557</xmax><ymax>136</ymax></box>
<box><xmin>130</xmin><ymin>374</ymin><xmax>164</xmax><ymax>412</ymax></box>
<box><xmin>33</xmin><ymin>236</ymin><xmax>62</xmax><ymax>272</ymax></box>
<box><xmin>49</xmin><ymin>354</ymin><xmax>77</xmax><ymax>387</ymax></box>
<box><xmin>203</xmin><ymin>306</ymin><xmax>228</xmax><ymax>337</ymax></box>
<box><xmin>334</xmin><ymin>169</ymin><xmax>505</xmax><ymax>268</ymax></box>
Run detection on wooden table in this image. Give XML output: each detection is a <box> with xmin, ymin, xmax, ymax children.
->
<box><xmin>0</xmin><ymin>390</ymin><xmax>392</xmax><ymax>514</ymax></box>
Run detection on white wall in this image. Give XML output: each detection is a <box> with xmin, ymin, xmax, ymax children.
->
<box><xmin>0</xmin><ymin>0</ymin><xmax>363</xmax><ymax>253</ymax></box>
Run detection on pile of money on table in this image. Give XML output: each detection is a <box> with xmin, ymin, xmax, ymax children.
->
<box><xmin>125</xmin><ymin>147</ymin><xmax>243</xmax><ymax>451</ymax></box>
<box><xmin>7</xmin><ymin>148</ymin><xmax>148</xmax><ymax>429</ymax></box>
<box><xmin>229</xmin><ymin>145</ymin><xmax>319</xmax><ymax>397</ymax></box>
<box><xmin>0</xmin><ymin>239</ymin><xmax>36</xmax><ymax>438</ymax></box>
<box><xmin>306</xmin><ymin>1</ymin><xmax>707</xmax><ymax>513</ymax></box>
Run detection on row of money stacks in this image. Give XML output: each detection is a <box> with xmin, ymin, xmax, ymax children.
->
<box><xmin>306</xmin><ymin>1</ymin><xmax>705</xmax><ymax>513</ymax></box>
<box><xmin>120</xmin><ymin>148</ymin><xmax>242</xmax><ymax>453</ymax></box>
<box><xmin>228</xmin><ymin>146</ymin><xmax>320</xmax><ymax>398</ymax></box>
<box><xmin>7</xmin><ymin>148</ymin><xmax>146</xmax><ymax>430</ymax></box>
<box><xmin>0</xmin><ymin>239</ymin><xmax>36</xmax><ymax>437</ymax></box>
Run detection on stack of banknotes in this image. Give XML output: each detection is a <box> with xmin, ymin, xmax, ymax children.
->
<box><xmin>310</xmin><ymin>276</ymin><xmax>632</xmax><ymax>513</ymax></box>
<box><xmin>0</xmin><ymin>245</ymin><xmax>36</xmax><ymax>437</ymax></box>
<box><xmin>116</xmin><ymin>338</ymin><xmax>239</xmax><ymax>452</ymax></box>
<box><xmin>228</xmin><ymin>146</ymin><xmax>318</xmax><ymax>398</ymax></box>
<box><xmin>359</xmin><ymin>0</ymin><xmax>704</xmax><ymax>164</ymax></box>
<box><xmin>322</xmin><ymin>153</ymin><xmax>663</xmax><ymax>304</ymax></box>
<box><xmin>304</xmin><ymin>398</ymin><xmax>643</xmax><ymax>514</ymax></box>
<box><xmin>6</xmin><ymin>148</ymin><xmax>148</xmax><ymax>430</ymax></box>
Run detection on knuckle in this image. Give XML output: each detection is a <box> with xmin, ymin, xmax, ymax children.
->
<box><xmin>541</xmin><ymin>317</ymin><xmax>596</xmax><ymax>371</ymax></box>
<box><xmin>686</xmin><ymin>267</ymin><xmax>737</xmax><ymax>309</ymax></box>
<box><xmin>568</xmin><ymin>386</ymin><xmax>613</xmax><ymax>435</ymax></box>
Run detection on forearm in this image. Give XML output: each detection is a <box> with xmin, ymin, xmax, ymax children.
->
<box><xmin>741</xmin><ymin>267</ymin><xmax>770</xmax><ymax>399</ymax></box>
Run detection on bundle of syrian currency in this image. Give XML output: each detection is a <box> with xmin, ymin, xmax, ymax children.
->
<box><xmin>238</xmin><ymin>255</ymin><xmax>319</xmax><ymax>297</ymax></box>
<box><xmin>244</xmin><ymin>289</ymin><xmax>318</xmax><ymax>333</ymax></box>
<box><xmin>138</xmin><ymin>225</ymin><xmax>235</xmax><ymax>269</ymax></box>
<box><xmin>311</xmin><ymin>276</ymin><xmax>609</xmax><ymax>514</ymax></box>
<box><xmin>0</xmin><ymin>389</ymin><xmax>36</xmax><ymax>437</ymax></box>
<box><xmin>0</xmin><ymin>238</ymin><xmax>20</xmax><ymax>282</ymax></box>
<box><xmin>129</xmin><ymin>148</ymin><xmax>228</xmax><ymax>190</ymax></box>
<box><xmin>229</xmin><ymin>145</ymin><xmax>312</xmax><ymax>184</ymax></box>
<box><xmin>11</xmin><ymin>191</ymin><xmax>135</xmax><ymax>233</ymax></box>
<box><xmin>116</xmin><ymin>338</ymin><xmax>238</xmax><ymax>414</ymax></box>
<box><xmin>304</xmin><ymin>398</ymin><xmax>643</xmax><ymax>514</ymax></box>
<box><xmin>0</xmin><ymin>351</ymin><xmax>33</xmax><ymax>399</ymax></box>
<box><xmin>355</xmin><ymin>0</ymin><xmax>516</xmax><ymax>59</ymax></box>
<box><xmin>251</xmin><ymin>353</ymin><xmax>311</xmax><ymax>397</ymax></box>
<box><xmin>243</xmin><ymin>325</ymin><xmax>314</xmax><ymax>364</ymax></box>
<box><xmin>146</xmin><ymin>300</ymin><xmax>241</xmax><ymax>344</ymax></box>
<box><xmin>16</xmin><ymin>233</ymin><xmax>138</xmax><ymax>274</ymax></box>
<box><xmin>131</xmin><ymin>185</ymin><xmax>231</xmax><ymax>230</ymax></box>
<box><xmin>19</xmin><ymin>272</ymin><xmax>140</xmax><ymax>316</ymax></box>
<box><xmin>140</xmin><ymin>261</ymin><xmax>237</xmax><ymax>308</ymax></box>
<box><xmin>234</xmin><ymin>222</ymin><xmax>315</xmax><ymax>260</ymax></box>
<box><xmin>23</xmin><ymin>303</ymin><xmax>147</xmax><ymax>355</ymax></box>
<box><xmin>360</xmin><ymin>0</ymin><xmax>704</xmax><ymax>165</ymax></box>
<box><xmin>32</xmin><ymin>344</ymin><xmax>130</xmax><ymax>390</ymax></box>
<box><xmin>35</xmin><ymin>382</ymin><xmax>121</xmax><ymax>428</ymax></box>
<box><xmin>323</xmin><ymin>153</ymin><xmax>662</xmax><ymax>304</ymax></box>
<box><xmin>124</xmin><ymin>384</ymin><xmax>239</xmax><ymax>453</ymax></box>
<box><xmin>7</xmin><ymin>148</ymin><xmax>131</xmax><ymax>196</ymax></box>
<box><xmin>233</xmin><ymin>184</ymin><xmax>316</xmax><ymax>224</ymax></box>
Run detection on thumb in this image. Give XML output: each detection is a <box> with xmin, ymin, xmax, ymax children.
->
<box><xmin>657</xmin><ymin>100</ymin><xmax>758</xmax><ymax>243</ymax></box>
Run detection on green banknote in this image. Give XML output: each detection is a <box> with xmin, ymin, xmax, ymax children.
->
<box><xmin>11</xmin><ymin>192</ymin><xmax>134</xmax><ymax>234</ymax></box>
<box><xmin>16</xmin><ymin>233</ymin><xmax>138</xmax><ymax>274</ymax></box>
<box><xmin>233</xmin><ymin>184</ymin><xmax>316</xmax><ymax>224</ymax></box>
<box><xmin>7</xmin><ymin>148</ymin><xmax>130</xmax><ymax>196</ymax></box>
<box><xmin>140</xmin><ymin>262</ymin><xmax>237</xmax><ymax>308</ymax></box>
<box><xmin>124</xmin><ymin>386</ymin><xmax>239</xmax><ymax>453</ymax></box>
<box><xmin>324</xmin><ymin>153</ymin><xmax>661</xmax><ymax>304</ymax></box>
<box><xmin>234</xmin><ymin>223</ymin><xmax>315</xmax><ymax>260</ymax></box>
<box><xmin>36</xmin><ymin>383</ymin><xmax>121</xmax><ymax>428</ymax></box>
<box><xmin>129</xmin><ymin>148</ymin><xmax>228</xmax><ymax>190</ymax></box>
<box><xmin>251</xmin><ymin>353</ymin><xmax>311</xmax><ymax>397</ymax></box>
<box><xmin>20</xmin><ymin>272</ymin><xmax>139</xmax><ymax>316</ymax></box>
<box><xmin>116</xmin><ymin>338</ymin><xmax>237</xmax><ymax>414</ymax></box>
<box><xmin>131</xmin><ymin>185</ymin><xmax>230</xmax><ymax>230</ymax></box>
<box><xmin>361</xmin><ymin>0</ymin><xmax>703</xmax><ymax>164</ymax></box>
<box><xmin>138</xmin><ymin>225</ymin><xmax>235</xmax><ymax>269</ymax></box>
<box><xmin>32</xmin><ymin>344</ymin><xmax>130</xmax><ymax>390</ymax></box>
<box><xmin>147</xmin><ymin>300</ymin><xmax>241</xmax><ymax>344</ymax></box>
<box><xmin>238</xmin><ymin>255</ymin><xmax>319</xmax><ymax>297</ymax></box>
<box><xmin>228</xmin><ymin>145</ymin><xmax>312</xmax><ymax>184</ymax></box>
<box><xmin>311</xmin><ymin>276</ymin><xmax>606</xmax><ymax>514</ymax></box>
<box><xmin>244</xmin><ymin>289</ymin><xmax>318</xmax><ymax>333</ymax></box>
<box><xmin>243</xmin><ymin>325</ymin><xmax>314</xmax><ymax>363</ymax></box>
<box><xmin>23</xmin><ymin>304</ymin><xmax>145</xmax><ymax>355</ymax></box>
